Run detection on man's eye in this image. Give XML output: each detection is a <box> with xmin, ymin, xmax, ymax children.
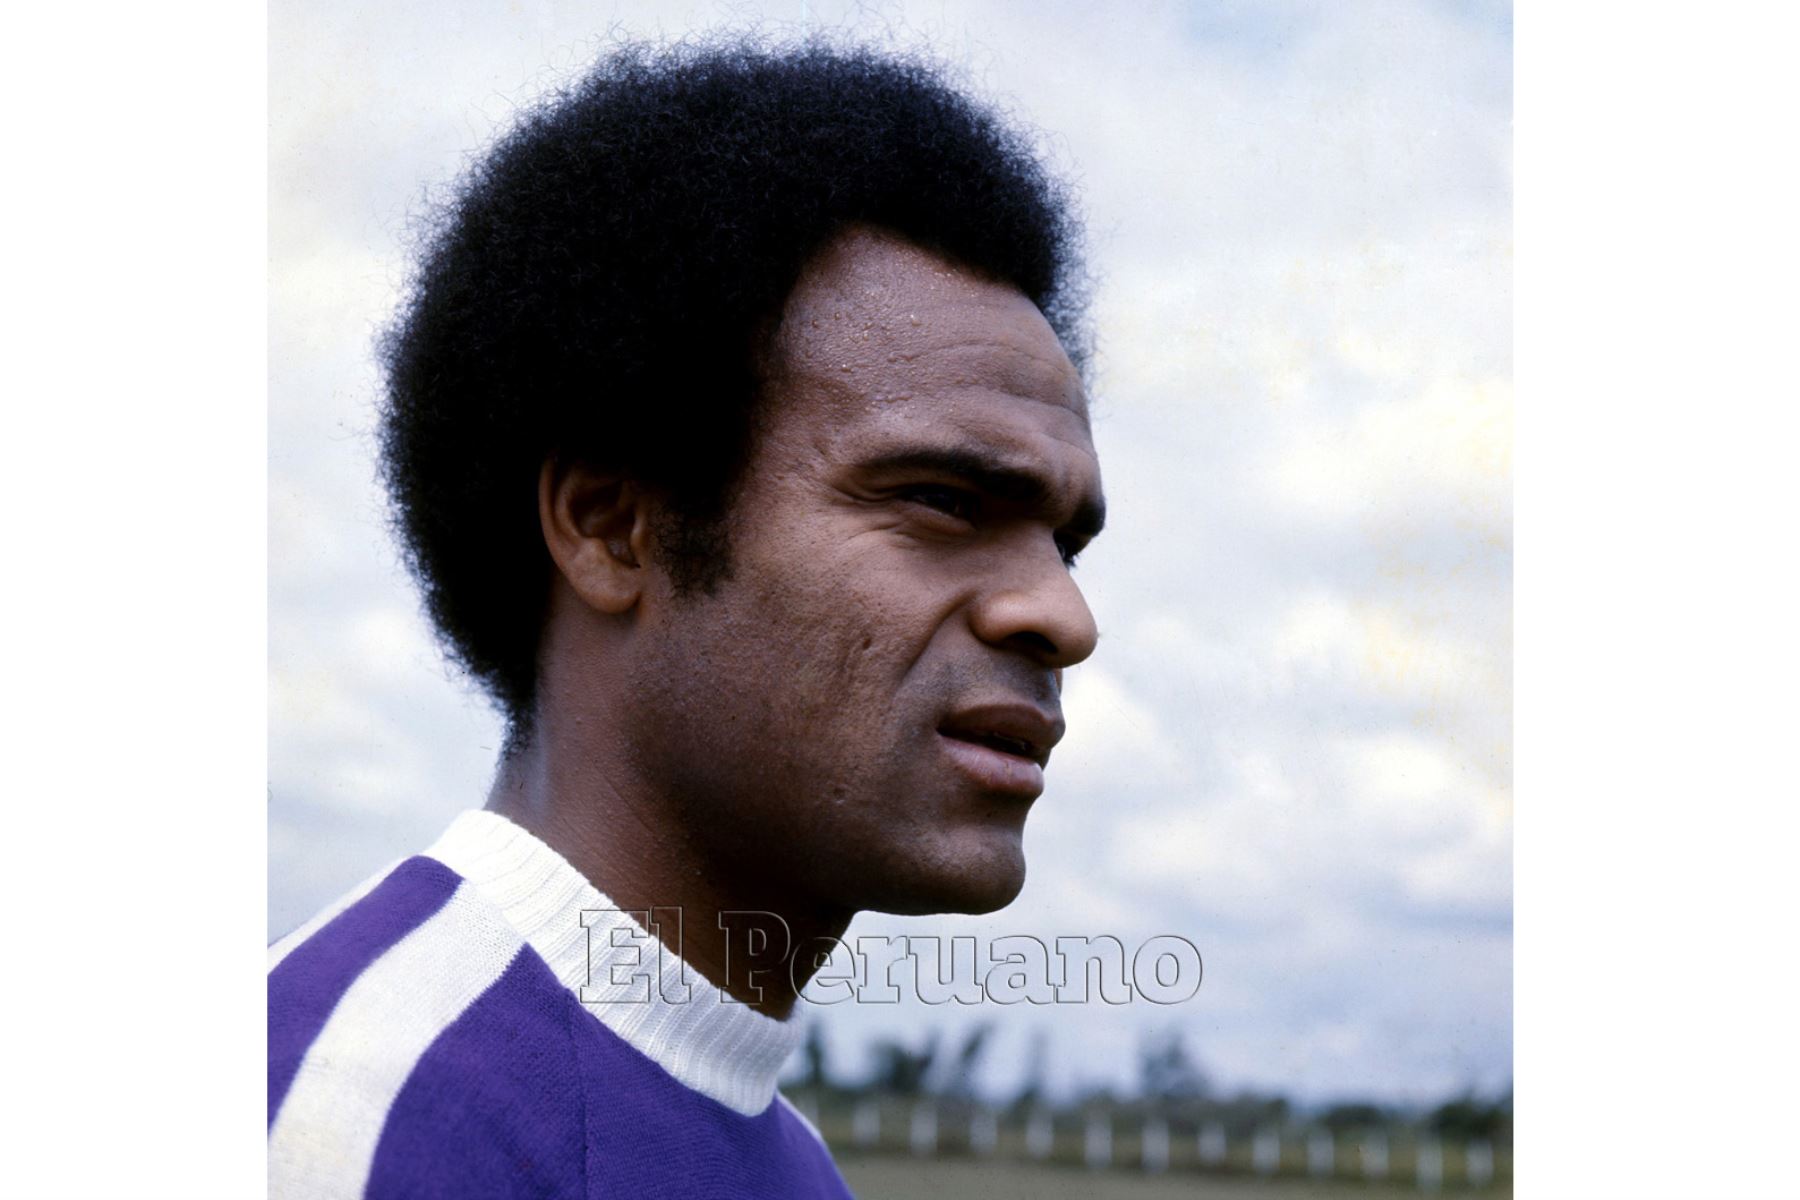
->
<box><xmin>1055</xmin><ymin>536</ymin><xmax>1083</xmax><ymax>569</ymax></box>
<box><xmin>903</xmin><ymin>486</ymin><xmax>979</xmax><ymax>522</ymax></box>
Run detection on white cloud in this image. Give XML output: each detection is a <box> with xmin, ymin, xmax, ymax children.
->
<box><xmin>1055</xmin><ymin>664</ymin><xmax>1189</xmax><ymax>789</ymax></box>
<box><xmin>1271</xmin><ymin>591</ymin><xmax>1508</xmax><ymax>720</ymax></box>
<box><xmin>1265</xmin><ymin>375</ymin><xmax>1513</xmax><ymax>523</ymax></box>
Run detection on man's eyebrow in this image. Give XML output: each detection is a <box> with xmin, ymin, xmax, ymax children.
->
<box><xmin>856</xmin><ymin>446</ymin><xmax>1107</xmax><ymax>537</ymax></box>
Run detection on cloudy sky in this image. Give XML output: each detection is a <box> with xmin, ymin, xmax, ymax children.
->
<box><xmin>270</xmin><ymin>0</ymin><xmax>1511</xmax><ymax>1106</ymax></box>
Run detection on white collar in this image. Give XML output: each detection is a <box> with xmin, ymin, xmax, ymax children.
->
<box><xmin>424</xmin><ymin>809</ymin><xmax>805</xmax><ymax>1116</ymax></box>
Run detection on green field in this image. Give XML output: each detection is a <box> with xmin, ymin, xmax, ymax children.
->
<box><xmin>837</xmin><ymin>1155</ymin><xmax>1511</xmax><ymax>1199</ymax></box>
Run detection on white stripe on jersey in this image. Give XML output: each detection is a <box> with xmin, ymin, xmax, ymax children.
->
<box><xmin>267</xmin><ymin>880</ymin><xmax>523</xmax><ymax>1199</ymax></box>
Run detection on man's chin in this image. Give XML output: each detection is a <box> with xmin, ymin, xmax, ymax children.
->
<box><xmin>855</xmin><ymin>838</ymin><xmax>1028</xmax><ymax>917</ymax></box>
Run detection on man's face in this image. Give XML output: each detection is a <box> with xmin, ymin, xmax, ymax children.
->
<box><xmin>630</xmin><ymin>228</ymin><xmax>1104</xmax><ymax>916</ymax></box>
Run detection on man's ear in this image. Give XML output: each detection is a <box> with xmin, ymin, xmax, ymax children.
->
<box><xmin>538</xmin><ymin>458</ymin><xmax>655</xmax><ymax>615</ymax></box>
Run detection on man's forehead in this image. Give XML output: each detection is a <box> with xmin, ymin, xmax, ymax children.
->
<box><xmin>773</xmin><ymin>227</ymin><xmax>1088</xmax><ymax>418</ymax></box>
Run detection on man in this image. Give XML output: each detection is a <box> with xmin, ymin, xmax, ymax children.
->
<box><xmin>269</xmin><ymin>40</ymin><xmax>1104</xmax><ymax>1198</ymax></box>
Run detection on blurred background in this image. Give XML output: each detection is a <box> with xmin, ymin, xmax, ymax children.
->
<box><xmin>271</xmin><ymin>0</ymin><xmax>1510</xmax><ymax>1191</ymax></box>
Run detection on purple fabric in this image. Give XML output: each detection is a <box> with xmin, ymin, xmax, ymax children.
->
<box><xmin>369</xmin><ymin>941</ymin><xmax>851</xmax><ymax>1199</ymax></box>
<box><xmin>270</xmin><ymin>854</ymin><xmax>852</xmax><ymax>1196</ymax></box>
<box><xmin>367</xmin><ymin>947</ymin><xmax>587</xmax><ymax>1198</ymax></box>
<box><xmin>267</xmin><ymin>856</ymin><xmax>461</xmax><ymax>1127</ymax></box>
<box><xmin>572</xmin><ymin>998</ymin><xmax>853</xmax><ymax>1199</ymax></box>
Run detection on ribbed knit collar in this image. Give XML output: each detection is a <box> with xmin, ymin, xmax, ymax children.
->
<box><xmin>424</xmin><ymin>809</ymin><xmax>805</xmax><ymax>1117</ymax></box>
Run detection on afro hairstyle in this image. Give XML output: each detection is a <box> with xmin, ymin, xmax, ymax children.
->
<box><xmin>378</xmin><ymin>38</ymin><xmax>1088</xmax><ymax>735</ymax></box>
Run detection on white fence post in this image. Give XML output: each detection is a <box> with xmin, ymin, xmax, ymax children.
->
<box><xmin>1084</xmin><ymin>1111</ymin><xmax>1112</xmax><ymax>1169</ymax></box>
<box><xmin>1253</xmin><ymin>1127</ymin><xmax>1280</xmax><ymax>1176</ymax></box>
<box><xmin>1308</xmin><ymin>1129</ymin><xmax>1335</xmax><ymax>1177</ymax></box>
<box><xmin>852</xmin><ymin>1099</ymin><xmax>880</xmax><ymax>1148</ymax></box>
<box><xmin>1467</xmin><ymin>1139</ymin><xmax>1494</xmax><ymax>1187</ymax></box>
<box><xmin>1026</xmin><ymin>1109</ymin><xmax>1054</xmax><ymax>1160</ymax></box>
<box><xmin>909</xmin><ymin>1101</ymin><xmax>937</xmax><ymax>1157</ymax></box>
<box><xmin>1141</xmin><ymin>1117</ymin><xmax>1169</xmax><ymax>1173</ymax></box>
<box><xmin>1363</xmin><ymin>1131</ymin><xmax>1388</xmax><ymax>1180</ymax></box>
<box><xmin>969</xmin><ymin>1107</ymin><xmax>997</xmax><ymax>1157</ymax></box>
<box><xmin>1417</xmin><ymin>1136</ymin><xmax>1442</xmax><ymax>1192</ymax></box>
<box><xmin>1198</xmin><ymin>1122</ymin><xmax>1227</xmax><ymax>1167</ymax></box>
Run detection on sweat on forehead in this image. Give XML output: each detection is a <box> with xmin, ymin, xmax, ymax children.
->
<box><xmin>768</xmin><ymin>226</ymin><xmax>1088</xmax><ymax>416</ymax></box>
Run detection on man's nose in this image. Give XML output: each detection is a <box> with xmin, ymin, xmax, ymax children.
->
<box><xmin>968</xmin><ymin>539</ymin><xmax>1100</xmax><ymax>670</ymax></box>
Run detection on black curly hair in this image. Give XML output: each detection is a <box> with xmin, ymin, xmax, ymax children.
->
<box><xmin>378</xmin><ymin>38</ymin><xmax>1088</xmax><ymax>736</ymax></box>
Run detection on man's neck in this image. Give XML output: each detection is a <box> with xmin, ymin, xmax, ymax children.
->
<box><xmin>485</xmin><ymin>731</ymin><xmax>851</xmax><ymax>1020</ymax></box>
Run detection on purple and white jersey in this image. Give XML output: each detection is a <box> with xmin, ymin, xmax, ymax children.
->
<box><xmin>268</xmin><ymin>811</ymin><xmax>852</xmax><ymax>1198</ymax></box>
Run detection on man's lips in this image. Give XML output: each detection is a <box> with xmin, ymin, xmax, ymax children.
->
<box><xmin>937</xmin><ymin>703</ymin><xmax>1065</xmax><ymax>797</ymax></box>
<box><xmin>938</xmin><ymin>703</ymin><xmax>1063</xmax><ymax>766</ymax></box>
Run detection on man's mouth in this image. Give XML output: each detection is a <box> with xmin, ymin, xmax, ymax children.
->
<box><xmin>936</xmin><ymin>702</ymin><xmax>1062</xmax><ymax>765</ymax></box>
<box><xmin>942</xmin><ymin>728</ymin><xmax>1041</xmax><ymax>761</ymax></box>
<box><xmin>935</xmin><ymin>703</ymin><xmax>1064</xmax><ymax>797</ymax></box>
